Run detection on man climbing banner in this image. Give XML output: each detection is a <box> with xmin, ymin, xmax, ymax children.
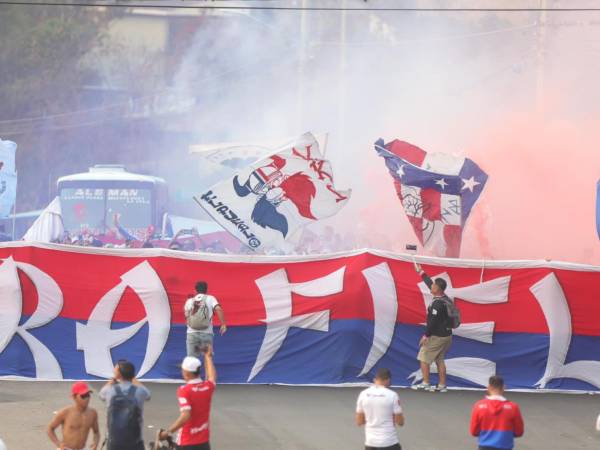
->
<box><xmin>375</xmin><ymin>138</ymin><xmax>488</xmax><ymax>258</ymax></box>
<box><xmin>197</xmin><ymin>132</ymin><xmax>351</xmax><ymax>251</ymax></box>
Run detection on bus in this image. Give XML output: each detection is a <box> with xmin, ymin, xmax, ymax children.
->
<box><xmin>57</xmin><ymin>165</ymin><xmax>168</xmax><ymax>240</ymax></box>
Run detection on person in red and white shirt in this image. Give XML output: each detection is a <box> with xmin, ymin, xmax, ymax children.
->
<box><xmin>159</xmin><ymin>348</ymin><xmax>216</xmax><ymax>450</ymax></box>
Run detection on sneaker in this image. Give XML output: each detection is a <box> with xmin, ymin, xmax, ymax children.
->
<box><xmin>435</xmin><ymin>384</ymin><xmax>448</xmax><ymax>392</ymax></box>
<box><xmin>411</xmin><ymin>382</ymin><xmax>431</xmax><ymax>390</ymax></box>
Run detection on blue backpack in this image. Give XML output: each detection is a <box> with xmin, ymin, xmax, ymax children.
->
<box><xmin>107</xmin><ymin>385</ymin><xmax>142</xmax><ymax>447</ymax></box>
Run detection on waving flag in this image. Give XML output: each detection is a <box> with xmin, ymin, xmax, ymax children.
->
<box><xmin>197</xmin><ymin>132</ymin><xmax>351</xmax><ymax>251</ymax></box>
<box><xmin>375</xmin><ymin>138</ymin><xmax>488</xmax><ymax>257</ymax></box>
<box><xmin>0</xmin><ymin>139</ymin><xmax>17</xmax><ymax>219</ymax></box>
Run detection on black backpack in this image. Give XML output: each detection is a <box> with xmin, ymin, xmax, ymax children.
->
<box><xmin>107</xmin><ymin>384</ymin><xmax>142</xmax><ymax>447</ymax></box>
<box><xmin>441</xmin><ymin>297</ymin><xmax>461</xmax><ymax>329</ymax></box>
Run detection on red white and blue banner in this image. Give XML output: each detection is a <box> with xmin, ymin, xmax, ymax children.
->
<box><xmin>1</xmin><ymin>243</ymin><xmax>600</xmax><ymax>391</ymax></box>
<box><xmin>198</xmin><ymin>133</ymin><xmax>351</xmax><ymax>251</ymax></box>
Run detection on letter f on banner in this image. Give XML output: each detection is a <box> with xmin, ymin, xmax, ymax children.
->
<box><xmin>248</xmin><ymin>267</ymin><xmax>345</xmax><ymax>381</ymax></box>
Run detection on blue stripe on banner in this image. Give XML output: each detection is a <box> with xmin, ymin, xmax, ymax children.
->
<box><xmin>1</xmin><ymin>318</ymin><xmax>600</xmax><ymax>390</ymax></box>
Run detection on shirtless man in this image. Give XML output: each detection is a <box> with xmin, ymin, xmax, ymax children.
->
<box><xmin>47</xmin><ymin>381</ymin><xmax>100</xmax><ymax>450</ymax></box>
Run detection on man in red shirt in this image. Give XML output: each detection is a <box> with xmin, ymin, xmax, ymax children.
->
<box><xmin>160</xmin><ymin>347</ymin><xmax>216</xmax><ymax>450</ymax></box>
<box><xmin>470</xmin><ymin>375</ymin><xmax>524</xmax><ymax>450</ymax></box>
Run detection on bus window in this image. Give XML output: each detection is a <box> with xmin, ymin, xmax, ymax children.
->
<box><xmin>60</xmin><ymin>188</ymin><xmax>106</xmax><ymax>235</ymax></box>
<box><xmin>106</xmin><ymin>188</ymin><xmax>152</xmax><ymax>239</ymax></box>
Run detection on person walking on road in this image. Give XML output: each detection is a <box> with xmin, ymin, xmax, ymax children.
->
<box><xmin>159</xmin><ymin>346</ymin><xmax>217</xmax><ymax>450</ymax></box>
<box><xmin>356</xmin><ymin>368</ymin><xmax>404</xmax><ymax>450</ymax></box>
<box><xmin>412</xmin><ymin>263</ymin><xmax>454</xmax><ymax>392</ymax></box>
<box><xmin>47</xmin><ymin>381</ymin><xmax>100</xmax><ymax>450</ymax></box>
<box><xmin>470</xmin><ymin>375</ymin><xmax>524</xmax><ymax>450</ymax></box>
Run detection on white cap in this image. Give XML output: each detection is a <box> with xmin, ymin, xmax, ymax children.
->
<box><xmin>181</xmin><ymin>356</ymin><xmax>202</xmax><ymax>373</ymax></box>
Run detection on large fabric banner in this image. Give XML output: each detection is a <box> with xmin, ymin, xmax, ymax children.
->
<box><xmin>198</xmin><ymin>132</ymin><xmax>351</xmax><ymax>251</ymax></box>
<box><xmin>0</xmin><ymin>243</ymin><xmax>599</xmax><ymax>391</ymax></box>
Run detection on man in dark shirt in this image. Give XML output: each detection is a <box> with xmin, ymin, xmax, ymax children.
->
<box><xmin>412</xmin><ymin>263</ymin><xmax>452</xmax><ymax>392</ymax></box>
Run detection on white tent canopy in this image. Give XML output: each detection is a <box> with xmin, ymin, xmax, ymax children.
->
<box><xmin>23</xmin><ymin>197</ymin><xmax>64</xmax><ymax>242</ymax></box>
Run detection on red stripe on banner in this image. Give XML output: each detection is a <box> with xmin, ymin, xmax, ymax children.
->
<box><xmin>420</xmin><ymin>188</ymin><xmax>442</xmax><ymax>221</ymax></box>
<box><xmin>385</xmin><ymin>140</ymin><xmax>426</xmax><ymax>166</ymax></box>
<box><xmin>2</xmin><ymin>245</ymin><xmax>600</xmax><ymax>337</ymax></box>
<box><xmin>443</xmin><ymin>224</ymin><xmax>462</xmax><ymax>258</ymax></box>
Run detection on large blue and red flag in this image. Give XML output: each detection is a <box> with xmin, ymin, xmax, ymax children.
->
<box><xmin>375</xmin><ymin>138</ymin><xmax>488</xmax><ymax>257</ymax></box>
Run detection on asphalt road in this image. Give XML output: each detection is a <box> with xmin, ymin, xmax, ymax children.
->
<box><xmin>0</xmin><ymin>382</ymin><xmax>599</xmax><ymax>450</ymax></box>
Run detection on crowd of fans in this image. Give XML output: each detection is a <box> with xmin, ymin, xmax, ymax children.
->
<box><xmin>49</xmin><ymin>216</ymin><xmax>349</xmax><ymax>256</ymax></box>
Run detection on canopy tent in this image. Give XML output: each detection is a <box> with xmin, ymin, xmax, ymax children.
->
<box><xmin>22</xmin><ymin>197</ymin><xmax>64</xmax><ymax>242</ymax></box>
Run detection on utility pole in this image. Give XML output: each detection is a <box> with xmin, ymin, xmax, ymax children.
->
<box><xmin>536</xmin><ymin>0</ymin><xmax>547</xmax><ymax>113</ymax></box>
<box><xmin>296</xmin><ymin>0</ymin><xmax>308</xmax><ymax>132</ymax></box>
<box><xmin>337</xmin><ymin>0</ymin><xmax>347</xmax><ymax>156</ymax></box>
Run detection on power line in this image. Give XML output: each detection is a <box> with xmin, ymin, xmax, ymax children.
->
<box><xmin>2</xmin><ymin>1</ymin><xmax>600</xmax><ymax>12</ymax></box>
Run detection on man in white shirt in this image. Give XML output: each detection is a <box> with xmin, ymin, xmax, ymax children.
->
<box><xmin>356</xmin><ymin>368</ymin><xmax>405</xmax><ymax>450</ymax></box>
<box><xmin>184</xmin><ymin>281</ymin><xmax>227</xmax><ymax>358</ymax></box>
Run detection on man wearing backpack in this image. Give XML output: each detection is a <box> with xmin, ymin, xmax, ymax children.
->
<box><xmin>185</xmin><ymin>281</ymin><xmax>227</xmax><ymax>358</ymax></box>
<box><xmin>412</xmin><ymin>263</ymin><xmax>456</xmax><ymax>392</ymax></box>
<box><xmin>99</xmin><ymin>360</ymin><xmax>151</xmax><ymax>450</ymax></box>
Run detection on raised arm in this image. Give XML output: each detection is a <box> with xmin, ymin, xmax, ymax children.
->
<box><xmin>214</xmin><ymin>305</ymin><xmax>227</xmax><ymax>335</ymax></box>
<box><xmin>204</xmin><ymin>346</ymin><xmax>217</xmax><ymax>384</ymax></box>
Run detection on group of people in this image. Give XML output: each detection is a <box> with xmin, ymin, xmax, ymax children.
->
<box><xmin>355</xmin><ymin>263</ymin><xmax>524</xmax><ymax>450</ymax></box>
<box><xmin>46</xmin><ymin>280</ymin><xmax>226</xmax><ymax>450</ymax></box>
<box><xmin>39</xmin><ymin>268</ymin><xmax>598</xmax><ymax>450</ymax></box>
<box><xmin>356</xmin><ymin>369</ymin><xmax>523</xmax><ymax>450</ymax></box>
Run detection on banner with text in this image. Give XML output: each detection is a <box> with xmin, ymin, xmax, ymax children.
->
<box><xmin>0</xmin><ymin>243</ymin><xmax>599</xmax><ymax>391</ymax></box>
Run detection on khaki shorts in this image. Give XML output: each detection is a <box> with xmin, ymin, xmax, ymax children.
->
<box><xmin>417</xmin><ymin>335</ymin><xmax>452</xmax><ymax>365</ymax></box>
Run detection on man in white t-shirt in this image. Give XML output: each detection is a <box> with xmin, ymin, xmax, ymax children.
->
<box><xmin>184</xmin><ymin>281</ymin><xmax>227</xmax><ymax>358</ymax></box>
<box><xmin>356</xmin><ymin>368</ymin><xmax>404</xmax><ymax>450</ymax></box>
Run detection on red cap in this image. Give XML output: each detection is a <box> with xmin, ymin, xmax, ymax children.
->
<box><xmin>71</xmin><ymin>381</ymin><xmax>92</xmax><ymax>396</ymax></box>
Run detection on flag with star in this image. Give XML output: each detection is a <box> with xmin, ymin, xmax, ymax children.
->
<box><xmin>375</xmin><ymin>138</ymin><xmax>488</xmax><ymax>257</ymax></box>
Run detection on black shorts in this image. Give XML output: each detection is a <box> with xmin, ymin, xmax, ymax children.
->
<box><xmin>177</xmin><ymin>442</ymin><xmax>210</xmax><ymax>450</ymax></box>
<box><xmin>366</xmin><ymin>444</ymin><xmax>401</xmax><ymax>450</ymax></box>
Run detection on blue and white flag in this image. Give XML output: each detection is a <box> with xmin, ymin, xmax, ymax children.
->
<box><xmin>0</xmin><ymin>139</ymin><xmax>18</xmax><ymax>218</ymax></box>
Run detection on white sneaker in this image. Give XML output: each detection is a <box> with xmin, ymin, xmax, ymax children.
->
<box><xmin>436</xmin><ymin>384</ymin><xmax>448</xmax><ymax>392</ymax></box>
<box><xmin>411</xmin><ymin>382</ymin><xmax>431</xmax><ymax>390</ymax></box>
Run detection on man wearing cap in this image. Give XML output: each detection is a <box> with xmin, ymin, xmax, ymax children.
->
<box><xmin>159</xmin><ymin>347</ymin><xmax>217</xmax><ymax>450</ymax></box>
<box><xmin>47</xmin><ymin>381</ymin><xmax>100</xmax><ymax>450</ymax></box>
<box><xmin>412</xmin><ymin>263</ymin><xmax>453</xmax><ymax>392</ymax></box>
<box><xmin>356</xmin><ymin>368</ymin><xmax>404</xmax><ymax>450</ymax></box>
